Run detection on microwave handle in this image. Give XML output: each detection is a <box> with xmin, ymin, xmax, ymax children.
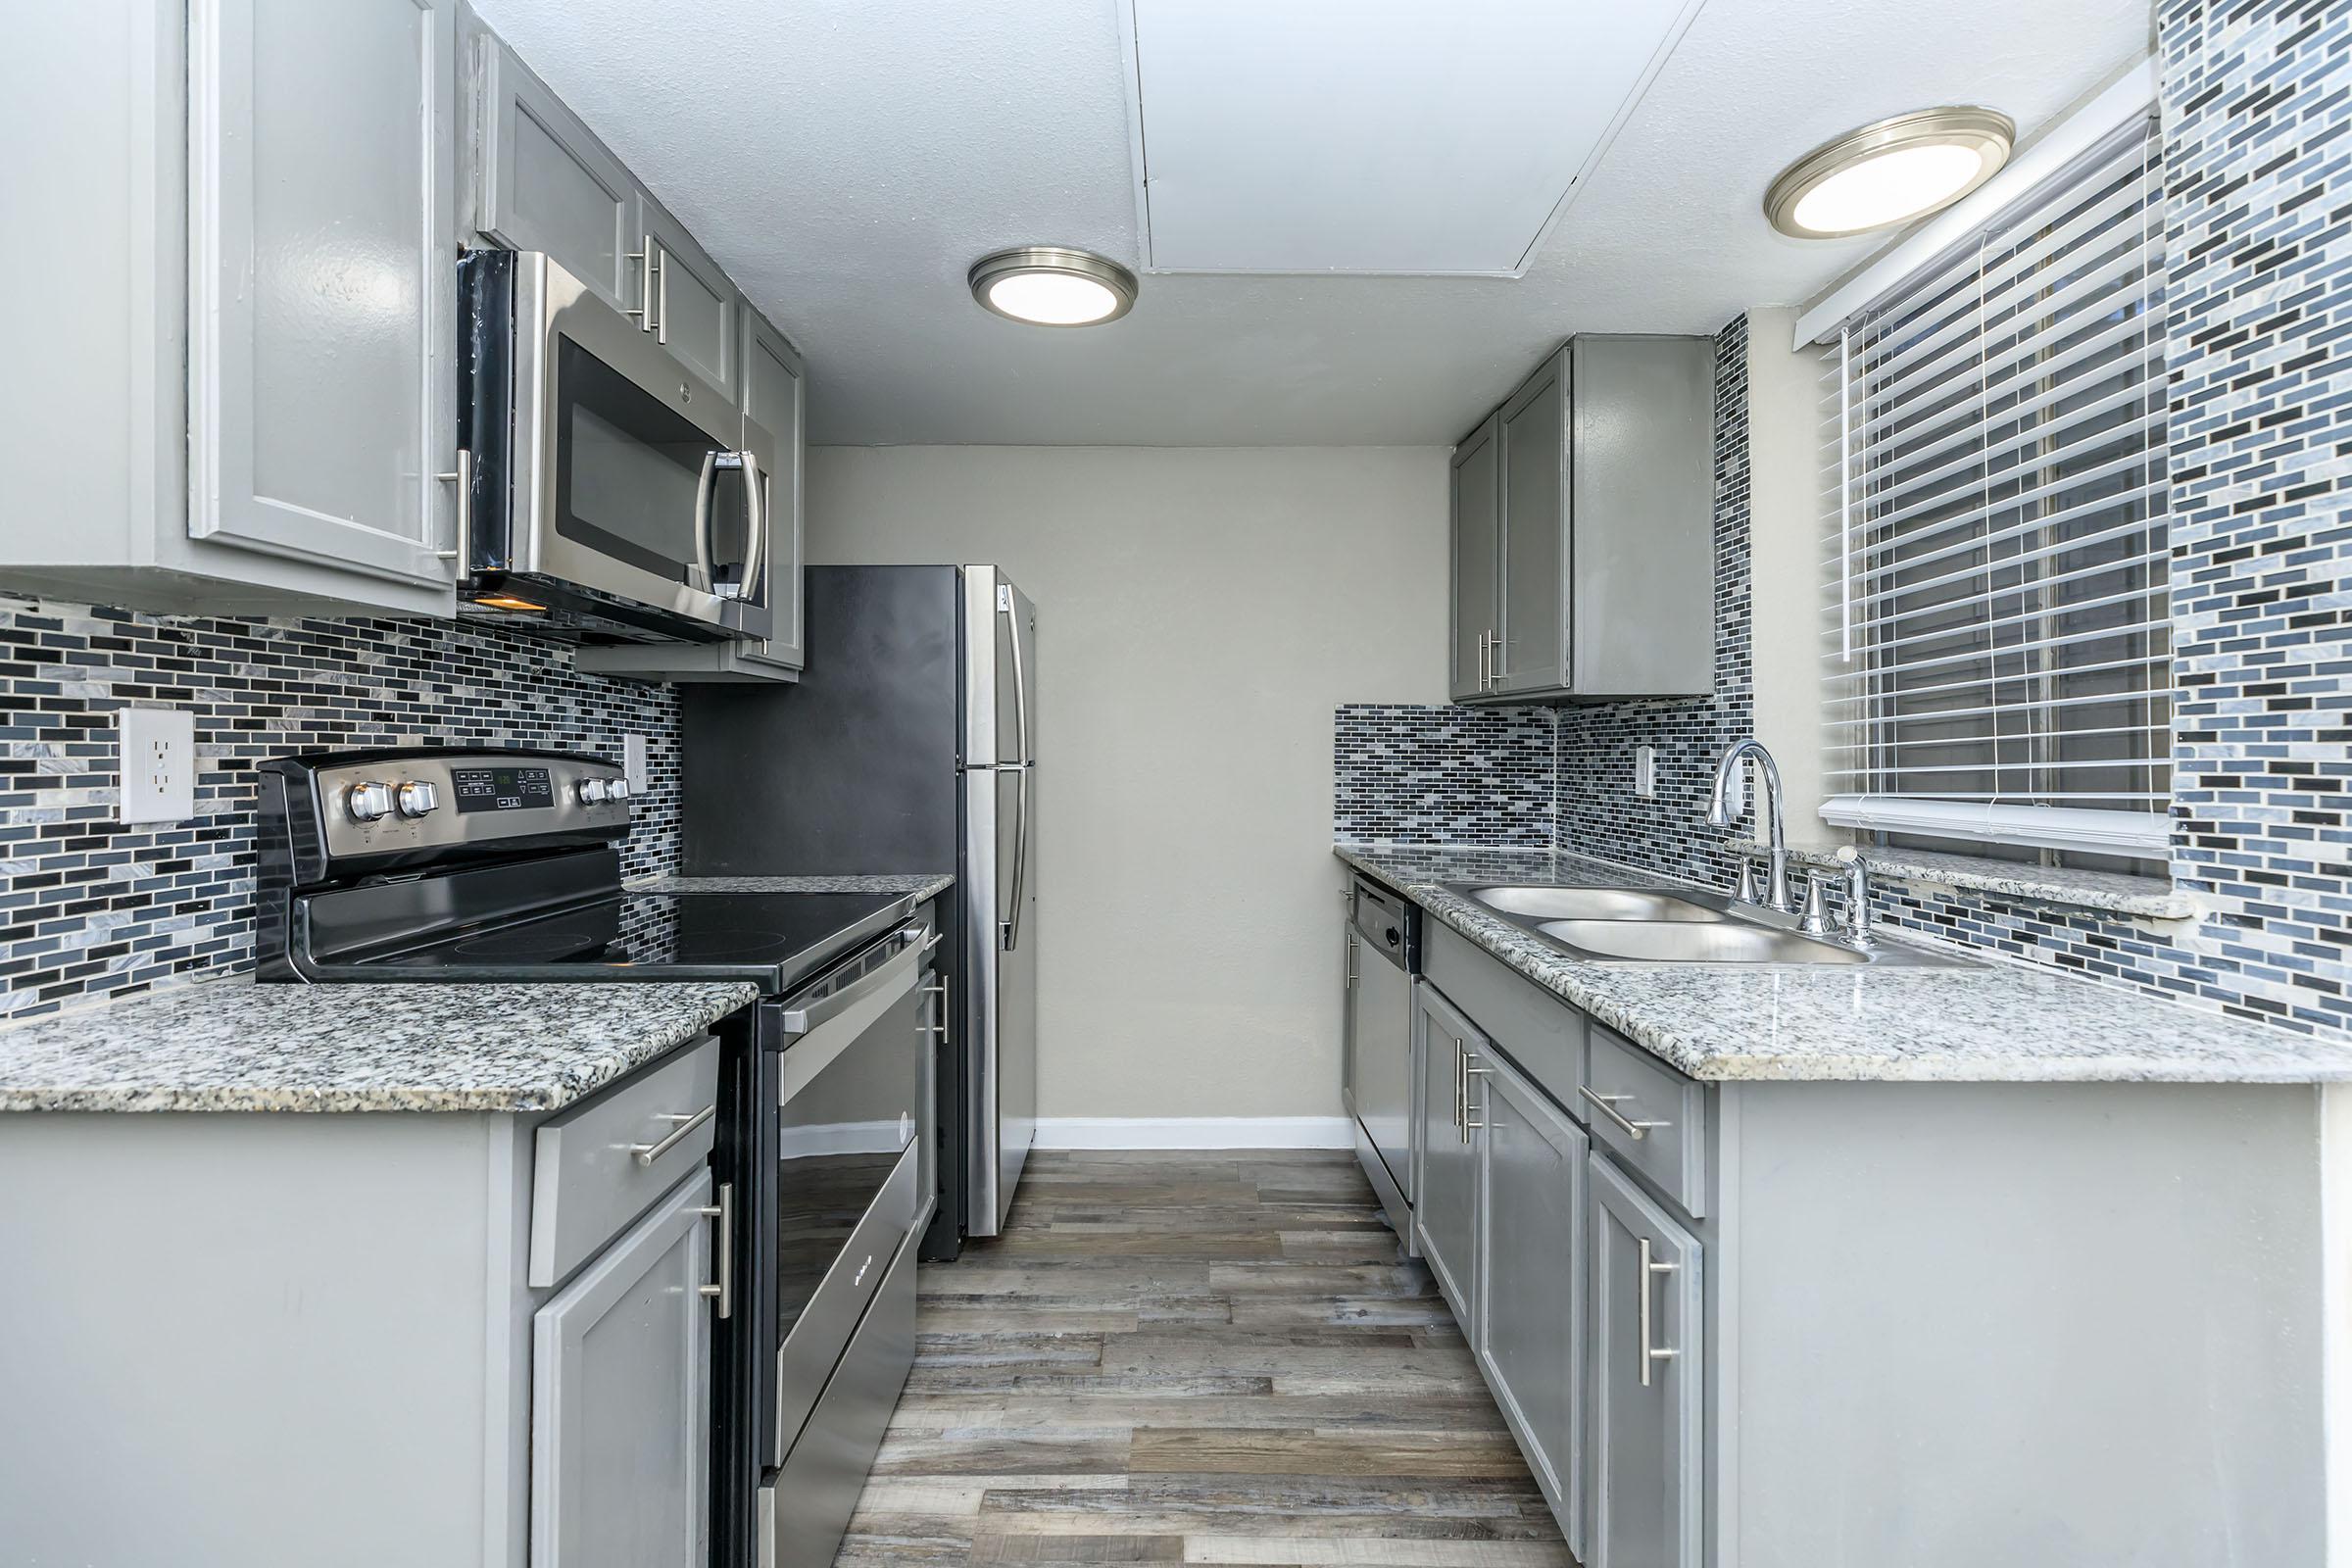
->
<box><xmin>687</xmin><ymin>451</ymin><xmax>718</xmax><ymax>594</ymax></box>
<box><xmin>733</xmin><ymin>449</ymin><xmax>766</xmax><ymax>606</ymax></box>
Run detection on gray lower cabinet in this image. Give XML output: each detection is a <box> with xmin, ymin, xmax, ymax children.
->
<box><xmin>2</xmin><ymin>0</ymin><xmax>461</xmax><ymax>616</ymax></box>
<box><xmin>469</xmin><ymin>31</ymin><xmax>641</xmax><ymax>317</ymax></box>
<box><xmin>1412</xmin><ymin>980</ymin><xmax>1483</xmax><ymax>1336</ymax></box>
<box><xmin>1448</xmin><ymin>414</ymin><xmax>1503</xmax><ymax>701</ymax></box>
<box><xmin>532</xmin><ymin>1169</ymin><xmax>713</xmax><ymax>1568</ymax></box>
<box><xmin>1476</xmin><ymin>1049</ymin><xmax>1589</xmax><ymax>1561</ymax></box>
<box><xmin>1587</xmin><ymin>1152</ymin><xmax>1703</xmax><ymax>1568</ymax></box>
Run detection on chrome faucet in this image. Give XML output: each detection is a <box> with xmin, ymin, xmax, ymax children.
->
<box><xmin>1705</xmin><ymin>738</ymin><xmax>1792</xmax><ymax>912</ymax></box>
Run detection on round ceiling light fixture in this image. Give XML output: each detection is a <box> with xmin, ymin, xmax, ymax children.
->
<box><xmin>1764</xmin><ymin>107</ymin><xmax>2015</xmax><ymax>239</ymax></box>
<box><xmin>967</xmin><ymin>246</ymin><xmax>1138</xmax><ymax>326</ymax></box>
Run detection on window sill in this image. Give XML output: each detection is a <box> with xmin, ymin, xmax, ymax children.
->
<box><xmin>1725</xmin><ymin>838</ymin><xmax>2199</xmax><ymax>920</ymax></box>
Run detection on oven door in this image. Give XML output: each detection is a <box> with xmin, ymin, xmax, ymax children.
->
<box><xmin>470</xmin><ymin>251</ymin><xmax>771</xmax><ymax>642</ymax></box>
<box><xmin>769</xmin><ymin>919</ymin><xmax>931</xmax><ymax>1464</ymax></box>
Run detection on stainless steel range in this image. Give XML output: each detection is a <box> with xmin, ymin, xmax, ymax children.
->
<box><xmin>255</xmin><ymin>747</ymin><xmax>940</xmax><ymax>1568</ymax></box>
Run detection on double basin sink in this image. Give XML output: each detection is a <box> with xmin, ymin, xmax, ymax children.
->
<box><xmin>1445</xmin><ymin>882</ymin><xmax>1974</xmax><ymax>968</ymax></box>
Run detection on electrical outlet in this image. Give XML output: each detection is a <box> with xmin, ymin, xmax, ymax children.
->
<box><xmin>117</xmin><ymin>708</ymin><xmax>195</xmax><ymax>824</ymax></box>
<box><xmin>1634</xmin><ymin>744</ymin><xmax>1656</xmax><ymax>799</ymax></box>
<box><xmin>623</xmin><ymin>734</ymin><xmax>649</xmax><ymax>791</ymax></box>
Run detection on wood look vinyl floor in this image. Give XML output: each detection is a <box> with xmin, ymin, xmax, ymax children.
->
<box><xmin>837</xmin><ymin>1150</ymin><xmax>1570</xmax><ymax>1568</ymax></box>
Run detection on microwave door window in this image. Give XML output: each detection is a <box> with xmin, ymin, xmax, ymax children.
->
<box><xmin>553</xmin><ymin>338</ymin><xmax>719</xmax><ymax>585</ymax></box>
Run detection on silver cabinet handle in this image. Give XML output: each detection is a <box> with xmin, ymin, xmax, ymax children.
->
<box><xmin>1462</xmin><ymin>1061</ymin><xmax>1490</xmax><ymax>1141</ymax></box>
<box><xmin>1483</xmin><ymin>628</ymin><xmax>1500</xmax><ymax>691</ymax></box>
<box><xmin>1580</xmin><ymin>1086</ymin><xmax>1668</xmax><ymax>1142</ymax></box>
<box><xmin>691</xmin><ymin>1181</ymin><xmax>733</xmax><ymax>1318</ymax></box>
<box><xmin>1344</xmin><ymin>931</ymin><xmax>1359</xmax><ymax>989</ymax></box>
<box><xmin>1639</xmin><ymin>1235</ymin><xmax>1680</xmax><ymax>1387</ymax></box>
<box><xmin>1451</xmin><ymin>1036</ymin><xmax>1466</xmax><ymax>1132</ymax></box>
<box><xmin>629</xmin><ymin>1103</ymin><xmax>714</xmax><ymax>1166</ymax></box>
<box><xmin>434</xmin><ymin>447</ymin><xmax>472</xmax><ymax>564</ymax></box>
<box><xmin>626</xmin><ymin>236</ymin><xmax>656</xmax><ymax>329</ymax></box>
<box><xmin>1472</xmin><ymin>630</ymin><xmax>1487</xmax><ymax>693</ymax></box>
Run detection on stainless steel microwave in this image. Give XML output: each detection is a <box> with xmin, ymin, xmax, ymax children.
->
<box><xmin>456</xmin><ymin>250</ymin><xmax>774</xmax><ymax>644</ymax></box>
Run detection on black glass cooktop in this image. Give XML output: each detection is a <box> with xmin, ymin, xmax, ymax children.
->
<box><xmin>362</xmin><ymin>889</ymin><xmax>909</xmax><ymax>997</ymax></box>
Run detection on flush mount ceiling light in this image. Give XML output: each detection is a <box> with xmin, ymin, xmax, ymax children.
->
<box><xmin>1764</xmin><ymin>107</ymin><xmax>2014</xmax><ymax>239</ymax></box>
<box><xmin>968</xmin><ymin>247</ymin><xmax>1138</xmax><ymax>326</ymax></box>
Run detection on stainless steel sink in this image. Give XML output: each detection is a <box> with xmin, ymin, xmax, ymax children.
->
<box><xmin>1538</xmin><ymin>918</ymin><xmax>1874</xmax><ymax>965</ymax></box>
<box><xmin>1441</xmin><ymin>880</ymin><xmax>1975</xmax><ymax>968</ymax></box>
<box><xmin>1462</xmin><ymin>885</ymin><xmax>1730</xmax><ymax>922</ymax></box>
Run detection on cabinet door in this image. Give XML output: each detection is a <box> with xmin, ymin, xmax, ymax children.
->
<box><xmin>641</xmin><ymin>196</ymin><xmax>740</xmax><ymax>408</ymax></box>
<box><xmin>1587</xmin><ymin>1152</ymin><xmax>1702</xmax><ymax>1568</ymax></box>
<box><xmin>1496</xmin><ymin>349</ymin><xmax>1569</xmax><ymax>695</ymax></box>
<box><xmin>1449</xmin><ymin>415</ymin><xmax>1502</xmax><ymax>702</ymax></box>
<box><xmin>1413</xmin><ymin>981</ymin><xmax>1482</xmax><ymax>1340</ymax></box>
<box><xmin>188</xmin><ymin>0</ymin><xmax>458</xmax><ymax>590</ymax></box>
<box><xmin>474</xmin><ymin>36</ymin><xmax>640</xmax><ymax>315</ymax></box>
<box><xmin>533</xmin><ymin>1169</ymin><xmax>715</xmax><ymax>1568</ymax></box>
<box><xmin>1479</xmin><ymin>1051</ymin><xmax>1588</xmax><ymax>1558</ymax></box>
<box><xmin>739</xmin><ymin>313</ymin><xmax>807</xmax><ymax>671</ymax></box>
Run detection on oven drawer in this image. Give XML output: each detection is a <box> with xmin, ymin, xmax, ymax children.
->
<box><xmin>774</xmin><ymin>1142</ymin><xmax>918</xmax><ymax>1461</ymax></box>
<box><xmin>529</xmin><ymin>1037</ymin><xmax>720</xmax><ymax>1288</ymax></box>
<box><xmin>763</xmin><ymin>1222</ymin><xmax>918</xmax><ymax>1568</ymax></box>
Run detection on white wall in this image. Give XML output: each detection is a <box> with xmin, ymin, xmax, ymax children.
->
<box><xmin>807</xmin><ymin>445</ymin><xmax>1449</xmax><ymax>1119</ymax></box>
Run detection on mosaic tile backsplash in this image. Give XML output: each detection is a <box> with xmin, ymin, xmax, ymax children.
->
<box><xmin>0</xmin><ymin>599</ymin><xmax>682</xmax><ymax>1021</ymax></box>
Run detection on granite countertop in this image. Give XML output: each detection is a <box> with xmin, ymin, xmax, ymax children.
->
<box><xmin>1337</xmin><ymin>843</ymin><xmax>2352</xmax><ymax>1085</ymax></box>
<box><xmin>634</xmin><ymin>872</ymin><xmax>956</xmax><ymax>902</ymax></box>
<box><xmin>0</xmin><ymin>978</ymin><xmax>760</xmax><ymax>1113</ymax></box>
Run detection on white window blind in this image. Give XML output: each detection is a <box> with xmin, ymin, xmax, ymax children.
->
<box><xmin>1821</xmin><ymin>118</ymin><xmax>2170</xmax><ymax>858</ymax></box>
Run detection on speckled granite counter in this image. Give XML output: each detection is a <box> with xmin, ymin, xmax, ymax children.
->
<box><xmin>1337</xmin><ymin>844</ymin><xmax>2352</xmax><ymax>1084</ymax></box>
<box><xmin>634</xmin><ymin>872</ymin><xmax>956</xmax><ymax>902</ymax></box>
<box><xmin>0</xmin><ymin>978</ymin><xmax>759</xmax><ymax>1113</ymax></box>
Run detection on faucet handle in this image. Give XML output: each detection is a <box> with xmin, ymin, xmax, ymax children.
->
<box><xmin>1798</xmin><ymin>869</ymin><xmax>1837</xmax><ymax>936</ymax></box>
<box><xmin>1731</xmin><ymin>853</ymin><xmax>1762</xmax><ymax>905</ymax></box>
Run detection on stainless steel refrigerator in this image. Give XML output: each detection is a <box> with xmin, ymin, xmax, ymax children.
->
<box><xmin>678</xmin><ymin>564</ymin><xmax>1038</xmax><ymax>1253</ymax></box>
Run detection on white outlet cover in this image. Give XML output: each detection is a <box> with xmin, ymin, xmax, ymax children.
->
<box><xmin>1635</xmin><ymin>744</ymin><xmax>1656</xmax><ymax>800</ymax></box>
<box><xmin>623</xmin><ymin>734</ymin><xmax>649</xmax><ymax>791</ymax></box>
<box><xmin>117</xmin><ymin>708</ymin><xmax>195</xmax><ymax>825</ymax></box>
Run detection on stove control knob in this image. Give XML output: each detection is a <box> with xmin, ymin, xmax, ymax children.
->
<box><xmin>576</xmin><ymin>777</ymin><xmax>610</xmax><ymax>806</ymax></box>
<box><xmin>608</xmin><ymin>777</ymin><xmax>632</xmax><ymax>802</ymax></box>
<box><xmin>345</xmin><ymin>781</ymin><xmax>394</xmax><ymax>823</ymax></box>
<box><xmin>395</xmin><ymin>780</ymin><xmax>439</xmax><ymax>819</ymax></box>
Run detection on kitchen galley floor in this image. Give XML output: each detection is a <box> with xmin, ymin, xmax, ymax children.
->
<box><xmin>839</xmin><ymin>1149</ymin><xmax>1569</xmax><ymax>1567</ymax></box>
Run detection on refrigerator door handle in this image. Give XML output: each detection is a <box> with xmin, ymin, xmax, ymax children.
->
<box><xmin>1000</xmin><ymin>586</ymin><xmax>1032</xmax><ymax>950</ymax></box>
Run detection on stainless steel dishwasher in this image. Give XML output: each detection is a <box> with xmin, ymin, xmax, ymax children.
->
<box><xmin>1343</xmin><ymin>876</ymin><xmax>1418</xmax><ymax>1249</ymax></box>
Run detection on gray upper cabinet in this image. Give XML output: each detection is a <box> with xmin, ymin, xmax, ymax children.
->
<box><xmin>532</xmin><ymin>1168</ymin><xmax>715</xmax><ymax>1568</ymax></box>
<box><xmin>471</xmin><ymin>34</ymin><xmax>640</xmax><ymax>316</ymax></box>
<box><xmin>1478</xmin><ymin>1049</ymin><xmax>1589</xmax><ymax>1561</ymax></box>
<box><xmin>1495</xmin><ymin>357</ymin><xmax>1569</xmax><ymax>696</ymax></box>
<box><xmin>0</xmin><ymin>0</ymin><xmax>460</xmax><ymax>617</ymax></box>
<box><xmin>642</xmin><ymin>196</ymin><xmax>742</xmax><ymax>409</ymax></box>
<box><xmin>1448</xmin><ymin>416</ymin><xmax>1503</xmax><ymax>702</ymax></box>
<box><xmin>189</xmin><ymin>0</ymin><xmax>460</xmax><ymax>592</ymax></box>
<box><xmin>1413</xmin><ymin>980</ymin><xmax>1483</xmax><ymax>1337</ymax></box>
<box><xmin>1587</xmin><ymin>1152</ymin><xmax>1703</xmax><ymax>1568</ymax></box>
<box><xmin>1448</xmin><ymin>337</ymin><xmax>1714</xmax><ymax>704</ymax></box>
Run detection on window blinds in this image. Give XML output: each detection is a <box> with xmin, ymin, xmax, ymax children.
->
<box><xmin>1820</xmin><ymin>118</ymin><xmax>2170</xmax><ymax>858</ymax></box>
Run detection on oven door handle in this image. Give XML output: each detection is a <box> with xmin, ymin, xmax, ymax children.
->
<box><xmin>776</xmin><ymin>922</ymin><xmax>931</xmax><ymax>1104</ymax></box>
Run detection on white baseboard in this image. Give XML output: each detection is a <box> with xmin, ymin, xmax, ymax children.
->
<box><xmin>1031</xmin><ymin>1116</ymin><xmax>1355</xmax><ymax>1152</ymax></box>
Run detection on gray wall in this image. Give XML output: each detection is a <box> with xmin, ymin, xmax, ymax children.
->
<box><xmin>806</xmin><ymin>445</ymin><xmax>1448</xmax><ymax>1121</ymax></box>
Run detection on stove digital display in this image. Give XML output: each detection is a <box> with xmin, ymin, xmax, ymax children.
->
<box><xmin>451</xmin><ymin>765</ymin><xmax>556</xmax><ymax>814</ymax></box>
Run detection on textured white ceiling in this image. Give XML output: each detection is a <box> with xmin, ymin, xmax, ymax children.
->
<box><xmin>471</xmin><ymin>0</ymin><xmax>2153</xmax><ymax>446</ymax></box>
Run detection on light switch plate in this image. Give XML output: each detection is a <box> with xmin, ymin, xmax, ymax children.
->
<box><xmin>1634</xmin><ymin>744</ymin><xmax>1656</xmax><ymax>799</ymax></box>
<box><xmin>117</xmin><ymin>708</ymin><xmax>195</xmax><ymax>824</ymax></box>
<box><xmin>623</xmin><ymin>734</ymin><xmax>649</xmax><ymax>791</ymax></box>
